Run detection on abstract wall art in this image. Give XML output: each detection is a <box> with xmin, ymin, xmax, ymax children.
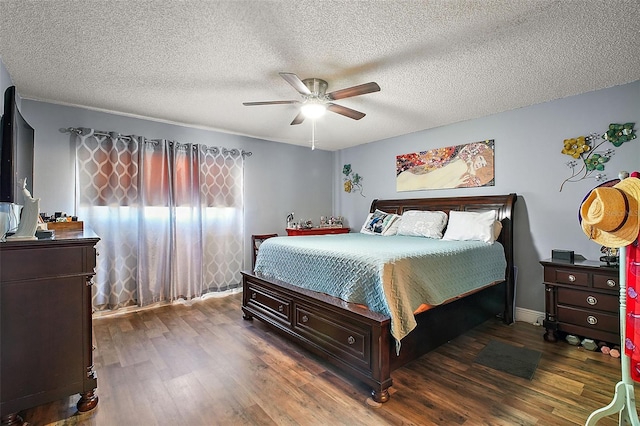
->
<box><xmin>396</xmin><ymin>140</ymin><xmax>495</xmax><ymax>192</ymax></box>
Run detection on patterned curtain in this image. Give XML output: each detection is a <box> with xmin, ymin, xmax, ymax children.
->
<box><xmin>75</xmin><ymin>128</ymin><xmax>245</xmax><ymax>311</ymax></box>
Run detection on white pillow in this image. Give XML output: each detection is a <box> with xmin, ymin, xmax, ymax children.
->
<box><xmin>442</xmin><ymin>210</ymin><xmax>498</xmax><ymax>244</ymax></box>
<box><xmin>361</xmin><ymin>209</ymin><xmax>401</xmax><ymax>236</ymax></box>
<box><xmin>397</xmin><ymin>210</ymin><xmax>448</xmax><ymax>239</ymax></box>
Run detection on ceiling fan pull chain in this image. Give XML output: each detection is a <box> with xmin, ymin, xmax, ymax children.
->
<box><xmin>311</xmin><ymin>120</ymin><xmax>316</xmax><ymax>151</ymax></box>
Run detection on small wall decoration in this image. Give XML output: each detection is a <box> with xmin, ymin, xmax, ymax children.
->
<box><xmin>559</xmin><ymin>122</ymin><xmax>636</xmax><ymax>191</ymax></box>
<box><xmin>342</xmin><ymin>164</ymin><xmax>364</xmax><ymax>196</ymax></box>
<box><xmin>396</xmin><ymin>140</ymin><xmax>495</xmax><ymax>192</ymax></box>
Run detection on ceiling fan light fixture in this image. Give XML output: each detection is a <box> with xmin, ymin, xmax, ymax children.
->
<box><xmin>300</xmin><ymin>101</ymin><xmax>327</xmax><ymax>119</ymax></box>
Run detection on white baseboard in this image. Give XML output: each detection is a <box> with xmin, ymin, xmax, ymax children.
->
<box><xmin>515</xmin><ymin>307</ymin><xmax>545</xmax><ymax>326</ymax></box>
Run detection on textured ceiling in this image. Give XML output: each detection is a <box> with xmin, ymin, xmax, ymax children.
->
<box><xmin>1</xmin><ymin>1</ymin><xmax>639</xmax><ymax>151</ymax></box>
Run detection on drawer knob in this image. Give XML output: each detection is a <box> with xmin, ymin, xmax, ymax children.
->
<box><xmin>301</xmin><ymin>315</ymin><xmax>309</xmax><ymax>323</ymax></box>
<box><xmin>278</xmin><ymin>304</ymin><xmax>284</xmax><ymax>312</ymax></box>
<box><xmin>347</xmin><ymin>336</ymin><xmax>356</xmax><ymax>345</ymax></box>
<box><xmin>607</xmin><ymin>279</ymin><xmax>616</xmax><ymax>287</ymax></box>
<box><xmin>251</xmin><ymin>292</ymin><xmax>257</xmax><ymax>299</ymax></box>
<box><xmin>586</xmin><ymin>295</ymin><xmax>598</xmax><ymax>306</ymax></box>
<box><xmin>587</xmin><ymin>315</ymin><xmax>598</xmax><ymax>325</ymax></box>
<box><xmin>568</xmin><ymin>274</ymin><xmax>576</xmax><ymax>282</ymax></box>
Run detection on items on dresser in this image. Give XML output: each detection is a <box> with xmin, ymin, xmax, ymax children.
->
<box><xmin>46</xmin><ymin>220</ymin><xmax>84</xmax><ymax>232</ymax></box>
<box><xmin>541</xmin><ymin>257</ymin><xmax>619</xmax><ymax>344</ymax></box>
<box><xmin>551</xmin><ymin>249</ymin><xmax>574</xmax><ymax>262</ymax></box>
<box><xmin>0</xmin><ymin>229</ymin><xmax>100</xmax><ymax>425</ymax></box>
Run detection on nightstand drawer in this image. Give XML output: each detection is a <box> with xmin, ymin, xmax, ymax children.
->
<box><xmin>553</xmin><ymin>269</ymin><xmax>589</xmax><ymax>287</ymax></box>
<box><xmin>593</xmin><ymin>274</ymin><xmax>619</xmax><ymax>291</ymax></box>
<box><xmin>557</xmin><ymin>305</ymin><xmax>619</xmax><ymax>334</ymax></box>
<box><xmin>557</xmin><ymin>288</ymin><xmax>619</xmax><ymax>312</ymax></box>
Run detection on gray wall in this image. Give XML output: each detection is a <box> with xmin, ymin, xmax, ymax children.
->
<box><xmin>335</xmin><ymin>81</ymin><xmax>640</xmax><ymax>315</ymax></box>
<box><xmin>3</xmin><ymin>55</ymin><xmax>334</xmax><ymax>269</ymax></box>
<box><xmin>0</xmin><ymin>42</ymin><xmax>335</xmax><ymax>268</ymax></box>
<box><xmin>5</xmin><ymin>54</ymin><xmax>640</xmax><ymax>315</ymax></box>
<box><xmin>19</xmin><ymin>99</ymin><xmax>333</xmax><ymax>269</ymax></box>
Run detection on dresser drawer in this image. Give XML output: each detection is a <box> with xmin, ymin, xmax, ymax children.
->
<box><xmin>1</xmin><ymin>246</ymin><xmax>88</xmax><ymax>282</ymax></box>
<box><xmin>294</xmin><ymin>304</ymin><xmax>371</xmax><ymax>369</ymax></box>
<box><xmin>245</xmin><ymin>283</ymin><xmax>291</xmax><ymax>326</ymax></box>
<box><xmin>557</xmin><ymin>305</ymin><xmax>619</xmax><ymax>334</ymax></box>
<box><xmin>593</xmin><ymin>274</ymin><xmax>619</xmax><ymax>291</ymax></box>
<box><xmin>557</xmin><ymin>288</ymin><xmax>619</xmax><ymax>312</ymax></box>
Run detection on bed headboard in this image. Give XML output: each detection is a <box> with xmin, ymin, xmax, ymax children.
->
<box><xmin>370</xmin><ymin>193</ymin><xmax>518</xmax><ymax>322</ymax></box>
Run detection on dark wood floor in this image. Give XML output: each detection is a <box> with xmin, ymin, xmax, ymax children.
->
<box><xmin>19</xmin><ymin>293</ymin><xmax>636</xmax><ymax>425</ymax></box>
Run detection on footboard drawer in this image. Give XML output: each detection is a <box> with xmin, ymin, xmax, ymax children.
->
<box><xmin>294</xmin><ymin>303</ymin><xmax>371</xmax><ymax>370</ymax></box>
<box><xmin>245</xmin><ymin>282</ymin><xmax>292</xmax><ymax>326</ymax></box>
<box><xmin>241</xmin><ymin>270</ymin><xmax>392</xmax><ymax>402</ymax></box>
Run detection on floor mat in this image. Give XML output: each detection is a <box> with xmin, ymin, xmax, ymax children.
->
<box><xmin>474</xmin><ymin>340</ymin><xmax>541</xmax><ymax>380</ymax></box>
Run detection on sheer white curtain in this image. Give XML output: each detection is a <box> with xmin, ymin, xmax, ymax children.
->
<box><xmin>75</xmin><ymin>128</ymin><xmax>245</xmax><ymax>311</ymax></box>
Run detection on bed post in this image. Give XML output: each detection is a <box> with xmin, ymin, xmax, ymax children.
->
<box><xmin>500</xmin><ymin>193</ymin><xmax>517</xmax><ymax>324</ymax></box>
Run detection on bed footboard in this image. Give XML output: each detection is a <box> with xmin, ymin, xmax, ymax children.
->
<box><xmin>241</xmin><ymin>271</ymin><xmax>393</xmax><ymax>402</ymax></box>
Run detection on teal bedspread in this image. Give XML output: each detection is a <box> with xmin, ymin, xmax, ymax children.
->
<box><xmin>254</xmin><ymin>233</ymin><xmax>506</xmax><ymax>345</ymax></box>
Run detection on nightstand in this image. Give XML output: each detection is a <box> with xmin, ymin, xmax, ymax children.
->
<box><xmin>540</xmin><ymin>258</ymin><xmax>620</xmax><ymax>344</ymax></box>
<box><xmin>286</xmin><ymin>227</ymin><xmax>350</xmax><ymax>236</ymax></box>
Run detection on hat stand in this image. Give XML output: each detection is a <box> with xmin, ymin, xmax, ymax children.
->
<box><xmin>585</xmin><ymin>244</ymin><xmax>640</xmax><ymax>425</ymax></box>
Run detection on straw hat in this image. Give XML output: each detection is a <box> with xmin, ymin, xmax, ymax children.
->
<box><xmin>580</xmin><ymin>177</ymin><xmax>640</xmax><ymax>247</ymax></box>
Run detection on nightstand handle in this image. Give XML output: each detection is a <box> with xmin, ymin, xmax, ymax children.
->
<box><xmin>586</xmin><ymin>295</ymin><xmax>598</xmax><ymax>305</ymax></box>
<box><xmin>607</xmin><ymin>279</ymin><xmax>616</xmax><ymax>287</ymax></box>
<box><xmin>301</xmin><ymin>315</ymin><xmax>309</xmax><ymax>323</ymax></box>
<box><xmin>568</xmin><ymin>274</ymin><xmax>576</xmax><ymax>282</ymax></box>
<box><xmin>587</xmin><ymin>315</ymin><xmax>598</xmax><ymax>325</ymax></box>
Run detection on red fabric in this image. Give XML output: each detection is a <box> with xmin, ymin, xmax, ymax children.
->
<box><xmin>625</xmin><ymin>171</ymin><xmax>640</xmax><ymax>381</ymax></box>
<box><xmin>625</xmin><ymin>237</ymin><xmax>640</xmax><ymax>381</ymax></box>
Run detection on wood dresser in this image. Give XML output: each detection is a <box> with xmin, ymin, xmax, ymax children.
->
<box><xmin>285</xmin><ymin>227</ymin><xmax>350</xmax><ymax>236</ymax></box>
<box><xmin>0</xmin><ymin>229</ymin><xmax>100</xmax><ymax>425</ymax></box>
<box><xmin>540</xmin><ymin>258</ymin><xmax>620</xmax><ymax>344</ymax></box>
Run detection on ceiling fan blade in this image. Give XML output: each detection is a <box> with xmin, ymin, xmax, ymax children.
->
<box><xmin>290</xmin><ymin>111</ymin><xmax>305</xmax><ymax>125</ymax></box>
<box><xmin>243</xmin><ymin>100</ymin><xmax>299</xmax><ymax>106</ymax></box>
<box><xmin>279</xmin><ymin>72</ymin><xmax>311</xmax><ymax>95</ymax></box>
<box><xmin>327</xmin><ymin>82</ymin><xmax>380</xmax><ymax>101</ymax></box>
<box><xmin>327</xmin><ymin>103</ymin><xmax>366</xmax><ymax>120</ymax></box>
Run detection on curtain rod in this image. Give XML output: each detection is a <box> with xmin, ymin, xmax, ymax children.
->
<box><xmin>62</xmin><ymin>127</ymin><xmax>252</xmax><ymax>158</ymax></box>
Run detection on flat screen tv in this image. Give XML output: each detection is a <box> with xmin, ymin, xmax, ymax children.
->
<box><xmin>0</xmin><ymin>86</ymin><xmax>34</xmax><ymax>205</ymax></box>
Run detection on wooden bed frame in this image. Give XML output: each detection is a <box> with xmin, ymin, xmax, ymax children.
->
<box><xmin>242</xmin><ymin>193</ymin><xmax>517</xmax><ymax>403</ymax></box>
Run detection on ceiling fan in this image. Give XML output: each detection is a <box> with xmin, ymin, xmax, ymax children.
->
<box><xmin>243</xmin><ymin>72</ymin><xmax>381</xmax><ymax>125</ymax></box>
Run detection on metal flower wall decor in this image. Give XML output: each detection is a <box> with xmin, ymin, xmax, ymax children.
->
<box><xmin>342</xmin><ymin>164</ymin><xmax>364</xmax><ymax>196</ymax></box>
<box><xmin>559</xmin><ymin>122</ymin><xmax>636</xmax><ymax>191</ymax></box>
